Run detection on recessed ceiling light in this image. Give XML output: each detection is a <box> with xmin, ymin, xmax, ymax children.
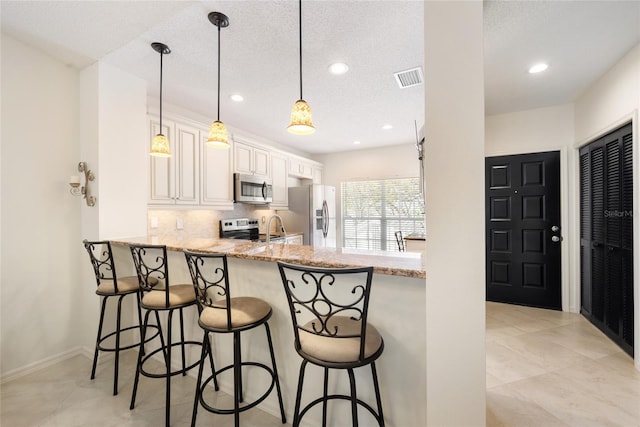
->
<box><xmin>528</xmin><ymin>63</ymin><xmax>548</xmax><ymax>74</ymax></box>
<box><xmin>329</xmin><ymin>62</ymin><xmax>349</xmax><ymax>75</ymax></box>
<box><xmin>382</xmin><ymin>124</ymin><xmax>393</xmax><ymax>130</ymax></box>
<box><xmin>353</xmin><ymin>140</ymin><xmax>361</xmax><ymax>145</ymax></box>
<box><xmin>230</xmin><ymin>94</ymin><xmax>244</xmax><ymax>102</ymax></box>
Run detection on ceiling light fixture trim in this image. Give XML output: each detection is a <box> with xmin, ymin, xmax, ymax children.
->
<box><xmin>207</xmin><ymin>11</ymin><xmax>231</xmax><ymax>149</ymax></box>
<box><xmin>150</xmin><ymin>42</ymin><xmax>171</xmax><ymax>157</ymax></box>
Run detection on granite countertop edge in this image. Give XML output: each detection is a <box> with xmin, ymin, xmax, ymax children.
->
<box><xmin>111</xmin><ymin>236</ymin><xmax>426</xmax><ymax>279</ymax></box>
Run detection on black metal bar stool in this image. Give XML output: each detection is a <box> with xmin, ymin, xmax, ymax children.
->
<box><xmin>184</xmin><ymin>250</ymin><xmax>286</xmax><ymax>427</ymax></box>
<box><xmin>128</xmin><ymin>244</ymin><xmax>204</xmax><ymax>427</ymax></box>
<box><xmin>277</xmin><ymin>261</ymin><xmax>385</xmax><ymax>427</ymax></box>
<box><xmin>83</xmin><ymin>239</ymin><xmax>159</xmax><ymax>396</ymax></box>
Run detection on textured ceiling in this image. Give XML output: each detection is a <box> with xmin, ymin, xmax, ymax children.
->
<box><xmin>2</xmin><ymin>1</ymin><xmax>639</xmax><ymax>154</ymax></box>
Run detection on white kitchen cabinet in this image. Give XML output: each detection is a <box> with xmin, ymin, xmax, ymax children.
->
<box><xmin>288</xmin><ymin>156</ymin><xmax>313</xmax><ymax>179</ymax></box>
<box><xmin>200</xmin><ymin>131</ymin><xmax>234</xmax><ymax>209</ymax></box>
<box><xmin>286</xmin><ymin>234</ymin><xmax>303</xmax><ymax>245</ymax></box>
<box><xmin>270</xmin><ymin>152</ymin><xmax>288</xmax><ymax>208</ymax></box>
<box><xmin>149</xmin><ymin>118</ymin><xmax>199</xmax><ymax>205</ymax></box>
<box><xmin>234</xmin><ymin>139</ymin><xmax>270</xmax><ymax>178</ymax></box>
<box><xmin>312</xmin><ymin>165</ymin><xmax>323</xmax><ymax>184</ymax></box>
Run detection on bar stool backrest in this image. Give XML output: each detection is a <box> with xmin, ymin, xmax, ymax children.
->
<box><xmin>83</xmin><ymin>240</ymin><xmax>119</xmax><ymax>292</ymax></box>
<box><xmin>277</xmin><ymin>261</ymin><xmax>374</xmax><ymax>362</ymax></box>
<box><xmin>183</xmin><ymin>250</ymin><xmax>232</xmax><ymax>330</ymax></box>
<box><xmin>129</xmin><ymin>244</ymin><xmax>170</xmax><ymax>308</ymax></box>
<box><xmin>395</xmin><ymin>231</ymin><xmax>405</xmax><ymax>252</ymax></box>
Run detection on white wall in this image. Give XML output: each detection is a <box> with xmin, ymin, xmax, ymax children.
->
<box><xmin>314</xmin><ymin>143</ymin><xmax>420</xmax><ymax>244</ymax></box>
<box><xmin>424</xmin><ymin>1</ymin><xmax>486</xmax><ymax>425</ymax></box>
<box><xmin>1</xmin><ymin>34</ymin><xmax>83</xmax><ymax>377</ymax></box>
<box><xmin>485</xmin><ymin>104</ymin><xmax>577</xmax><ymax>312</ymax></box>
<box><xmin>96</xmin><ymin>63</ymin><xmax>148</xmax><ymax>239</ymax></box>
<box><xmin>573</xmin><ymin>43</ymin><xmax>640</xmax><ymax>368</ymax></box>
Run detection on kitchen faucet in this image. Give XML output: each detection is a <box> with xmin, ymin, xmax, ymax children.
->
<box><xmin>266</xmin><ymin>214</ymin><xmax>287</xmax><ymax>247</ymax></box>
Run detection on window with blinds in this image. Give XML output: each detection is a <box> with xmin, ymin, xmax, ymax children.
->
<box><xmin>341</xmin><ymin>178</ymin><xmax>424</xmax><ymax>252</ymax></box>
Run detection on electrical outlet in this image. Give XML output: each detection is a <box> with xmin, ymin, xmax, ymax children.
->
<box><xmin>176</xmin><ymin>217</ymin><xmax>184</xmax><ymax>230</ymax></box>
<box><xmin>150</xmin><ymin>216</ymin><xmax>158</xmax><ymax>229</ymax></box>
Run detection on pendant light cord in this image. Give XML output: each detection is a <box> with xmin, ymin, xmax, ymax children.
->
<box><xmin>159</xmin><ymin>50</ymin><xmax>164</xmax><ymax>130</ymax></box>
<box><xmin>217</xmin><ymin>23</ymin><xmax>221</xmax><ymax>122</ymax></box>
<box><xmin>298</xmin><ymin>0</ymin><xmax>303</xmax><ymax>100</ymax></box>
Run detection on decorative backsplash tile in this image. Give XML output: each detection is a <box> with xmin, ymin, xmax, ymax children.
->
<box><xmin>148</xmin><ymin>206</ymin><xmax>279</xmax><ymax>240</ymax></box>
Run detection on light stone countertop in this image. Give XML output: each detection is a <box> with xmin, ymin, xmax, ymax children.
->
<box><xmin>111</xmin><ymin>236</ymin><xmax>425</xmax><ymax>279</ymax></box>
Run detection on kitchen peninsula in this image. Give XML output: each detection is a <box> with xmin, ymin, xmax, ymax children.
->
<box><xmin>110</xmin><ymin>237</ymin><xmax>426</xmax><ymax>427</ymax></box>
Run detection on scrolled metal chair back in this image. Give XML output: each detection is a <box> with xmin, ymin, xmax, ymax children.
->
<box><xmin>129</xmin><ymin>244</ymin><xmax>170</xmax><ymax>307</ymax></box>
<box><xmin>277</xmin><ymin>261</ymin><xmax>374</xmax><ymax>362</ymax></box>
<box><xmin>184</xmin><ymin>250</ymin><xmax>232</xmax><ymax>330</ymax></box>
<box><xmin>83</xmin><ymin>239</ymin><xmax>118</xmax><ymax>292</ymax></box>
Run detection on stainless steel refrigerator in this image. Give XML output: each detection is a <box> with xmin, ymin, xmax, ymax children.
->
<box><xmin>281</xmin><ymin>185</ymin><xmax>336</xmax><ymax>247</ymax></box>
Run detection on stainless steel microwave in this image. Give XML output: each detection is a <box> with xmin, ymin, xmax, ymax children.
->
<box><xmin>234</xmin><ymin>173</ymin><xmax>273</xmax><ymax>204</ymax></box>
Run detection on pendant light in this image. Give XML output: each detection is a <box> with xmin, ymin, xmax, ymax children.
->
<box><xmin>207</xmin><ymin>12</ymin><xmax>230</xmax><ymax>149</ymax></box>
<box><xmin>287</xmin><ymin>0</ymin><xmax>315</xmax><ymax>135</ymax></box>
<box><xmin>150</xmin><ymin>42</ymin><xmax>171</xmax><ymax>157</ymax></box>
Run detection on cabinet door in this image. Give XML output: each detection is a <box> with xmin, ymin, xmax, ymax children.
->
<box><xmin>312</xmin><ymin>166</ymin><xmax>323</xmax><ymax>184</ymax></box>
<box><xmin>201</xmin><ymin>131</ymin><xmax>234</xmax><ymax>208</ymax></box>
<box><xmin>253</xmin><ymin>147</ymin><xmax>270</xmax><ymax>177</ymax></box>
<box><xmin>286</xmin><ymin>235</ymin><xmax>303</xmax><ymax>245</ymax></box>
<box><xmin>234</xmin><ymin>141</ymin><xmax>253</xmax><ymax>175</ymax></box>
<box><xmin>149</xmin><ymin>118</ymin><xmax>175</xmax><ymax>204</ymax></box>
<box><xmin>174</xmin><ymin>124</ymin><xmax>200</xmax><ymax>205</ymax></box>
<box><xmin>289</xmin><ymin>157</ymin><xmax>313</xmax><ymax>179</ymax></box>
<box><xmin>271</xmin><ymin>153</ymin><xmax>288</xmax><ymax>208</ymax></box>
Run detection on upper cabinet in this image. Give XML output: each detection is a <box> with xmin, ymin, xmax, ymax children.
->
<box><xmin>200</xmin><ymin>132</ymin><xmax>234</xmax><ymax>209</ymax></box>
<box><xmin>148</xmin><ymin>113</ymin><xmax>323</xmax><ymax>209</ymax></box>
<box><xmin>234</xmin><ymin>138</ymin><xmax>270</xmax><ymax>178</ymax></box>
<box><xmin>288</xmin><ymin>156</ymin><xmax>313</xmax><ymax>179</ymax></box>
<box><xmin>149</xmin><ymin>118</ymin><xmax>200</xmax><ymax>205</ymax></box>
<box><xmin>270</xmin><ymin>152</ymin><xmax>288</xmax><ymax>208</ymax></box>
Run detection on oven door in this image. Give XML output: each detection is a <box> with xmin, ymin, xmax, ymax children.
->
<box><xmin>234</xmin><ymin>173</ymin><xmax>273</xmax><ymax>204</ymax></box>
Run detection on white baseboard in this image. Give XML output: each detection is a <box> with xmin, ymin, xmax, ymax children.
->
<box><xmin>1</xmin><ymin>346</ymin><xmax>92</xmax><ymax>384</ymax></box>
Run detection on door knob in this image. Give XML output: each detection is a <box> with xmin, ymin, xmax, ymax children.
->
<box><xmin>551</xmin><ymin>225</ymin><xmax>560</xmax><ymax>232</ymax></box>
<box><xmin>551</xmin><ymin>235</ymin><xmax>562</xmax><ymax>242</ymax></box>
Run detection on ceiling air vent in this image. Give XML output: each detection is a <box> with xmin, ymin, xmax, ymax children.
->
<box><xmin>394</xmin><ymin>66</ymin><xmax>423</xmax><ymax>89</ymax></box>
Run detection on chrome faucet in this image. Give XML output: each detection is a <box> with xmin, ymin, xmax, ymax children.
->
<box><xmin>266</xmin><ymin>214</ymin><xmax>287</xmax><ymax>246</ymax></box>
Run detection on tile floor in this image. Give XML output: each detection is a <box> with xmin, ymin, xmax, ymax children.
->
<box><xmin>486</xmin><ymin>301</ymin><xmax>640</xmax><ymax>427</ymax></box>
<box><xmin>1</xmin><ymin>302</ymin><xmax>638</xmax><ymax>426</ymax></box>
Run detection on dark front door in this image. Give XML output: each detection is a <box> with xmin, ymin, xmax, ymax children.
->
<box><xmin>486</xmin><ymin>151</ymin><xmax>562</xmax><ymax>310</ymax></box>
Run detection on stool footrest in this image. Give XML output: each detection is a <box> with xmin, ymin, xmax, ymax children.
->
<box><xmin>97</xmin><ymin>324</ymin><xmax>160</xmax><ymax>352</ymax></box>
<box><xmin>298</xmin><ymin>394</ymin><xmax>384</xmax><ymax>426</ymax></box>
<box><xmin>198</xmin><ymin>361</ymin><xmax>277</xmax><ymax>415</ymax></box>
<box><xmin>139</xmin><ymin>340</ymin><xmax>202</xmax><ymax>378</ymax></box>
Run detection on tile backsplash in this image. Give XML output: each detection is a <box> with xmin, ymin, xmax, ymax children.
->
<box><xmin>148</xmin><ymin>205</ymin><xmax>278</xmax><ymax>240</ymax></box>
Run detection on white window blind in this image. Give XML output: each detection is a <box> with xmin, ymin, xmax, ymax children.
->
<box><xmin>341</xmin><ymin>178</ymin><xmax>424</xmax><ymax>252</ymax></box>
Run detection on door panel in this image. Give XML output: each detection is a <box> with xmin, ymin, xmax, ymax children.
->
<box><xmin>580</xmin><ymin>122</ymin><xmax>634</xmax><ymax>356</ymax></box>
<box><xmin>485</xmin><ymin>151</ymin><xmax>561</xmax><ymax>310</ymax></box>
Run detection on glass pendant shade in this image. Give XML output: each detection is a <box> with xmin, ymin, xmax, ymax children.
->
<box><xmin>287</xmin><ymin>99</ymin><xmax>315</xmax><ymax>135</ymax></box>
<box><xmin>207</xmin><ymin>120</ymin><xmax>230</xmax><ymax>148</ymax></box>
<box><xmin>150</xmin><ymin>133</ymin><xmax>171</xmax><ymax>157</ymax></box>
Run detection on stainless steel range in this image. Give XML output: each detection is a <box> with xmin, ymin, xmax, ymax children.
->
<box><xmin>220</xmin><ymin>218</ymin><xmax>286</xmax><ymax>243</ymax></box>
<box><xmin>220</xmin><ymin>218</ymin><xmax>260</xmax><ymax>240</ymax></box>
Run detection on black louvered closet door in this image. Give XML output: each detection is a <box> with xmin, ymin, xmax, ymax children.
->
<box><xmin>580</xmin><ymin>122</ymin><xmax>634</xmax><ymax>356</ymax></box>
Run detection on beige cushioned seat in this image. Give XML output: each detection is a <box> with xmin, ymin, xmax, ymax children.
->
<box><xmin>141</xmin><ymin>284</ymin><xmax>195</xmax><ymax>308</ymax></box>
<box><xmin>199</xmin><ymin>296</ymin><xmax>271</xmax><ymax>329</ymax></box>
<box><xmin>96</xmin><ymin>276</ymin><xmax>158</xmax><ymax>296</ymax></box>
<box><xmin>299</xmin><ymin>316</ymin><xmax>382</xmax><ymax>363</ymax></box>
<box><xmin>96</xmin><ymin>276</ymin><xmax>139</xmax><ymax>295</ymax></box>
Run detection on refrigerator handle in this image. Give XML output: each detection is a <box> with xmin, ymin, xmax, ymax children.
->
<box><xmin>322</xmin><ymin>200</ymin><xmax>329</xmax><ymax>238</ymax></box>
